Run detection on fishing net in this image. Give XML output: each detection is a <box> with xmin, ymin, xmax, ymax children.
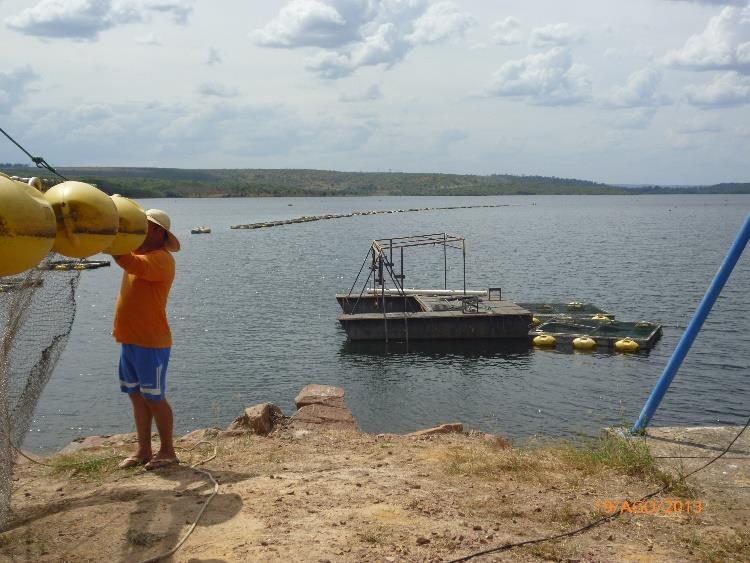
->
<box><xmin>0</xmin><ymin>255</ymin><xmax>80</xmax><ymax>529</ymax></box>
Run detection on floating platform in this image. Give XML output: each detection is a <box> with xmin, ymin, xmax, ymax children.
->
<box><xmin>530</xmin><ymin>318</ymin><xmax>662</xmax><ymax>350</ymax></box>
<box><xmin>337</xmin><ymin>234</ymin><xmax>661</xmax><ymax>350</ymax></box>
<box><xmin>337</xmin><ymin>292</ymin><xmax>532</xmax><ymax>341</ymax></box>
<box><xmin>518</xmin><ymin>302</ymin><xmax>614</xmax><ymax>320</ymax></box>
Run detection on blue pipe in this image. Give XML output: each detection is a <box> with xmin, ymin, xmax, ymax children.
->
<box><xmin>631</xmin><ymin>213</ymin><xmax>750</xmax><ymax>434</ymax></box>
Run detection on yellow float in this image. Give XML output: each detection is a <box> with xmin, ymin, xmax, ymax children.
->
<box><xmin>567</xmin><ymin>301</ymin><xmax>584</xmax><ymax>311</ymax></box>
<box><xmin>533</xmin><ymin>334</ymin><xmax>556</xmax><ymax>347</ymax></box>
<box><xmin>44</xmin><ymin>181</ymin><xmax>118</xmax><ymax>258</ymax></box>
<box><xmin>615</xmin><ymin>338</ymin><xmax>640</xmax><ymax>353</ymax></box>
<box><xmin>634</xmin><ymin>321</ymin><xmax>655</xmax><ymax>330</ymax></box>
<box><xmin>591</xmin><ymin>314</ymin><xmax>609</xmax><ymax>321</ymax></box>
<box><xmin>0</xmin><ymin>174</ymin><xmax>57</xmax><ymax>276</ymax></box>
<box><xmin>103</xmin><ymin>194</ymin><xmax>147</xmax><ymax>255</ymax></box>
<box><xmin>572</xmin><ymin>336</ymin><xmax>596</xmax><ymax>350</ymax></box>
<box><xmin>532</xmin><ymin>316</ymin><xmax>541</xmax><ymax>326</ymax></box>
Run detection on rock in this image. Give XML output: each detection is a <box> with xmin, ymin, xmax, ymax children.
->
<box><xmin>294</xmin><ymin>384</ymin><xmax>346</xmax><ymax>409</ymax></box>
<box><xmin>291</xmin><ymin>404</ymin><xmax>357</xmax><ymax>430</ymax></box>
<box><xmin>225</xmin><ymin>403</ymin><xmax>283</xmax><ymax>436</ymax></box>
<box><xmin>407</xmin><ymin>423</ymin><xmax>464</xmax><ymax>437</ymax></box>
<box><xmin>416</xmin><ymin>536</ymin><xmax>430</xmax><ymax>545</ymax></box>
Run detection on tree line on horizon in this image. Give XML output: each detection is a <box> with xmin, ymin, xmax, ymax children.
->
<box><xmin>2</xmin><ymin>165</ymin><xmax>747</xmax><ymax>198</ymax></box>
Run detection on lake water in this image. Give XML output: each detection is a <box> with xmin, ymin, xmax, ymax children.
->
<box><xmin>24</xmin><ymin>195</ymin><xmax>750</xmax><ymax>452</ymax></box>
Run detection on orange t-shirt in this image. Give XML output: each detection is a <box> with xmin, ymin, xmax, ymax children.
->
<box><xmin>113</xmin><ymin>250</ymin><xmax>175</xmax><ymax>348</ymax></box>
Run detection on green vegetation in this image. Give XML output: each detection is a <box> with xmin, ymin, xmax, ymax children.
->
<box><xmin>436</xmin><ymin>432</ymin><xmax>697</xmax><ymax>495</ymax></box>
<box><xmin>47</xmin><ymin>452</ymin><xmax>123</xmax><ymax>482</ymax></box>
<box><xmin>3</xmin><ymin>165</ymin><xmax>747</xmax><ymax>197</ymax></box>
<box><xmin>560</xmin><ymin>433</ymin><xmax>660</xmax><ymax>478</ymax></box>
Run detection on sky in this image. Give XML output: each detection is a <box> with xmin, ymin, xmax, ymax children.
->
<box><xmin>1</xmin><ymin>0</ymin><xmax>749</xmax><ymax>185</ymax></box>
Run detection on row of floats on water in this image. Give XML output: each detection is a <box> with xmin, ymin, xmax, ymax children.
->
<box><xmin>533</xmin><ymin>332</ymin><xmax>642</xmax><ymax>353</ymax></box>
<box><xmin>527</xmin><ymin>301</ymin><xmax>659</xmax><ymax>353</ymax></box>
<box><xmin>0</xmin><ymin>173</ymin><xmax>149</xmax><ymax>277</ymax></box>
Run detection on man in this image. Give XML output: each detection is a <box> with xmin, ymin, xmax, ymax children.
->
<box><xmin>113</xmin><ymin>208</ymin><xmax>180</xmax><ymax>470</ymax></box>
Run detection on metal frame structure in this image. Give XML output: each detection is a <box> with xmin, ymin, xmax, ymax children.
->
<box><xmin>345</xmin><ymin>233</ymin><xmax>467</xmax><ymax>343</ymax></box>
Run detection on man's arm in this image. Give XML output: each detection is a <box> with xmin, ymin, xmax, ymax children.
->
<box><xmin>114</xmin><ymin>252</ymin><xmax>173</xmax><ymax>282</ymax></box>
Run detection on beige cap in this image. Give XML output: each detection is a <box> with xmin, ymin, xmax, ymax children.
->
<box><xmin>145</xmin><ymin>208</ymin><xmax>180</xmax><ymax>252</ymax></box>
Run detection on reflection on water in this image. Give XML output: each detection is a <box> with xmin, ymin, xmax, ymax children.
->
<box><xmin>339</xmin><ymin>338</ymin><xmax>533</xmax><ymax>359</ymax></box>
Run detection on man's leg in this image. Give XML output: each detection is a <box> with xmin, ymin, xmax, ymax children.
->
<box><xmin>128</xmin><ymin>392</ymin><xmax>153</xmax><ymax>460</ymax></box>
<box><xmin>147</xmin><ymin>398</ymin><xmax>176</xmax><ymax>461</ymax></box>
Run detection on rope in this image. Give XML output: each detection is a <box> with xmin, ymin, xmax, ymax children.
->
<box><xmin>138</xmin><ymin>440</ymin><xmax>219</xmax><ymax>563</ymax></box>
<box><xmin>446</xmin><ymin>413</ymin><xmax>750</xmax><ymax>562</ymax></box>
<box><xmin>11</xmin><ymin>444</ymin><xmax>53</xmax><ymax>468</ymax></box>
<box><xmin>0</xmin><ymin>126</ymin><xmax>68</xmax><ymax>180</ymax></box>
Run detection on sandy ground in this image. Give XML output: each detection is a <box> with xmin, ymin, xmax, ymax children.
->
<box><xmin>1</xmin><ymin>424</ymin><xmax>748</xmax><ymax>562</ymax></box>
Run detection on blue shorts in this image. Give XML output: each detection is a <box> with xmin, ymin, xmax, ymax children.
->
<box><xmin>119</xmin><ymin>344</ymin><xmax>170</xmax><ymax>401</ymax></box>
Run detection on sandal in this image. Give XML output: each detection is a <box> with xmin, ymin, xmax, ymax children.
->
<box><xmin>144</xmin><ymin>457</ymin><xmax>180</xmax><ymax>471</ymax></box>
<box><xmin>118</xmin><ymin>456</ymin><xmax>148</xmax><ymax>469</ymax></box>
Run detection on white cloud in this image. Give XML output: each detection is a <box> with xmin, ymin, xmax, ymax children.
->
<box><xmin>197</xmin><ymin>82</ymin><xmax>240</xmax><ymax>98</ymax></box>
<box><xmin>601</xmin><ymin>67</ymin><xmax>671</xmax><ymax>108</ymax></box>
<box><xmin>0</xmin><ymin>66</ymin><xmax>38</xmax><ymax>114</ymax></box>
<box><xmin>5</xmin><ymin>0</ymin><xmax>193</xmax><ymax>40</ymax></box>
<box><xmin>529</xmin><ymin>22</ymin><xmax>585</xmax><ymax>49</ymax></box>
<box><xmin>251</xmin><ymin>0</ymin><xmax>366</xmax><ymax>48</ymax></box>
<box><xmin>663</xmin><ymin>6</ymin><xmax>750</xmax><ymax>73</ymax></box>
<box><xmin>491</xmin><ymin>16</ymin><xmax>522</xmax><ymax>46</ymax></box>
<box><xmin>253</xmin><ymin>0</ymin><xmax>474</xmax><ymax>78</ymax></box>
<box><xmin>685</xmin><ymin>71</ymin><xmax>750</xmax><ymax>106</ymax></box>
<box><xmin>140</xmin><ymin>0</ymin><xmax>192</xmax><ymax>24</ymax></box>
<box><xmin>486</xmin><ymin>47</ymin><xmax>591</xmax><ymax>105</ymax></box>
<box><xmin>339</xmin><ymin>84</ymin><xmax>383</xmax><ymax>102</ymax></box>
<box><xmin>405</xmin><ymin>1</ymin><xmax>475</xmax><ymax>44</ymax></box>
<box><xmin>135</xmin><ymin>32</ymin><xmax>162</xmax><ymax>45</ymax></box>
<box><xmin>305</xmin><ymin>22</ymin><xmax>410</xmax><ymax>78</ymax></box>
<box><xmin>5</xmin><ymin>0</ymin><xmax>126</xmax><ymax>39</ymax></box>
<box><xmin>206</xmin><ymin>47</ymin><xmax>222</xmax><ymax>65</ymax></box>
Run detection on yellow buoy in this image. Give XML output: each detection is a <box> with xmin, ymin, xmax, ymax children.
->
<box><xmin>533</xmin><ymin>334</ymin><xmax>556</xmax><ymax>347</ymax></box>
<box><xmin>592</xmin><ymin>314</ymin><xmax>609</xmax><ymax>321</ymax></box>
<box><xmin>634</xmin><ymin>321</ymin><xmax>655</xmax><ymax>330</ymax></box>
<box><xmin>103</xmin><ymin>194</ymin><xmax>147</xmax><ymax>255</ymax></box>
<box><xmin>615</xmin><ymin>338</ymin><xmax>640</xmax><ymax>353</ymax></box>
<box><xmin>573</xmin><ymin>336</ymin><xmax>596</xmax><ymax>350</ymax></box>
<box><xmin>567</xmin><ymin>301</ymin><xmax>584</xmax><ymax>311</ymax></box>
<box><xmin>44</xmin><ymin>181</ymin><xmax>118</xmax><ymax>258</ymax></box>
<box><xmin>532</xmin><ymin>316</ymin><xmax>541</xmax><ymax>326</ymax></box>
<box><xmin>0</xmin><ymin>175</ymin><xmax>57</xmax><ymax>276</ymax></box>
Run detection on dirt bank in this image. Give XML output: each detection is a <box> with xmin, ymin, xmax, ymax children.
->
<box><xmin>1</xmin><ymin>425</ymin><xmax>748</xmax><ymax>562</ymax></box>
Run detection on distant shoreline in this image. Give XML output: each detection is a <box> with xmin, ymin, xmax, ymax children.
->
<box><xmin>3</xmin><ymin>165</ymin><xmax>748</xmax><ymax>198</ymax></box>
